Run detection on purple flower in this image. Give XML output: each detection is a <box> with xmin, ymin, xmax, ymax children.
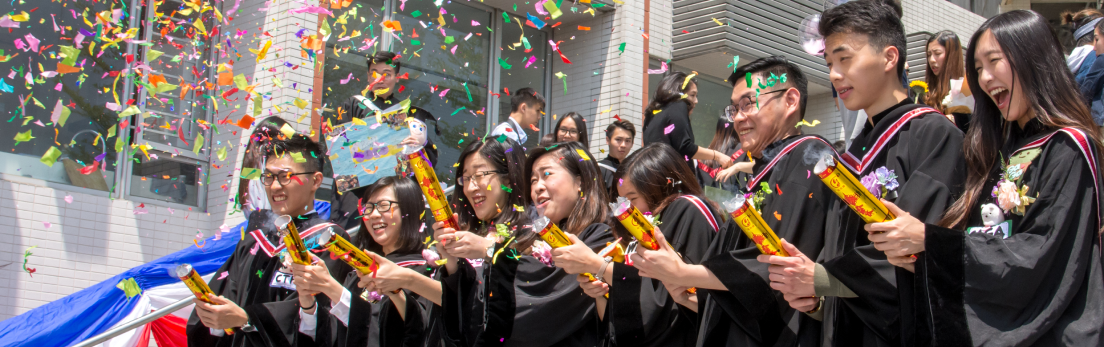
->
<box><xmin>875</xmin><ymin>167</ymin><xmax>891</xmax><ymax>182</ymax></box>
<box><xmin>885</xmin><ymin>178</ymin><xmax>899</xmax><ymax>191</ymax></box>
<box><xmin>861</xmin><ymin>174</ymin><xmax>882</xmax><ymax>199</ymax></box>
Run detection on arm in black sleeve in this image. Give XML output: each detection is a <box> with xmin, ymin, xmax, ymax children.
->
<box><xmin>663</xmin><ymin>102</ymin><xmax>699</xmax><ymax>159</ymax></box>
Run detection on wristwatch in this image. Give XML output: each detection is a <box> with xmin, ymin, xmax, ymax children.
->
<box><xmin>805</xmin><ymin>296</ymin><xmax>825</xmax><ymax>315</ymax></box>
<box><xmin>240</xmin><ymin>320</ymin><xmax>257</xmax><ymax>333</ymax></box>
<box><xmin>485</xmin><ymin>243</ymin><xmax>496</xmax><ymax>258</ymax></box>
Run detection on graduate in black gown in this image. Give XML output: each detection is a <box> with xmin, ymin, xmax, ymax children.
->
<box><xmin>290</xmin><ymin>176</ymin><xmax>439</xmax><ymax>347</ymax></box>
<box><xmin>643</xmin><ymin>72</ymin><xmax>734</xmax><ymax>173</ymax></box>
<box><xmin>630</xmin><ymin>57</ymin><xmax>837</xmax><ymax>347</ymax></box>
<box><xmin>868</xmin><ymin>11</ymin><xmax>1104</xmax><ymax>346</ymax></box>
<box><xmin>598</xmin><ymin>120</ymin><xmax>635</xmax><ymax>201</ymax></box>
<box><xmin>555</xmin><ymin>142</ymin><xmax>721</xmax><ymax>346</ymax></box>
<box><xmin>762</xmin><ymin>2</ymin><xmax>966</xmax><ymax>346</ymax></box>
<box><xmin>325</xmin><ymin>51</ymin><xmax>439</xmax><ymax>230</ymax></box>
<box><xmin>187</xmin><ymin>135</ymin><xmax>354</xmax><ymax>347</ymax></box>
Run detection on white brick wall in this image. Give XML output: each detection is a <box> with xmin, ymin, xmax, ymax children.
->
<box><xmin>802</xmin><ymin>92</ymin><xmax>845</xmax><ymax>142</ymax></box>
<box><xmin>650</xmin><ymin>0</ymin><xmax>673</xmax><ymax>61</ymax></box>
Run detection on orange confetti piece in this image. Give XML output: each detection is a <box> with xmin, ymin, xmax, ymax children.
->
<box><xmin>776</xmin><ymin>184</ymin><xmax>782</xmax><ymax>195</ymax></box>
<box><xmin>236</xmin><ymin>115</ymin><xmax>254</xmax><ymax>129</ymax></box>
<box><xmin>578</xmin><ymin>26</ymin><xmax>590</xmax><ymax>31</ymax></box>
<box><xmin>774</xmin><ymin>211</ymin><xmax>782</xmax><ymax>220</ymax></box>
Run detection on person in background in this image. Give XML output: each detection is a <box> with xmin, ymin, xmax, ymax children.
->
<box><xmin>239</xmin><ymin>116</ymin><xmax>290</xmax><ymax>218</ymax></box>
<box><xmin>491</xmin><ymin>88</ymin><xmax>545</xmax><ymax>144</ymax></box>
<box><xmin>1063</xmin><ymin>9</ymin><xmax>1103</xmax><ymax>81</ymax></box>
<box><xmin>539</xmin><ymin>133</ymin><xmax>556</xmax><ymax>147</ymax></box>
<box><xmin>924</xmin><ymin>31</ymin><xmax>973</xmax><ymax>133</ymax></box>
<box><xmin>871</xmin><ymin>11</ymin><xmax>1104</xmax><ymax>345</ymax></box>
<box><xmin>598</xmin><ymin>119</ymin><xmax>635</xmax><ymax>201</ymax></box>
<box><xmin>698</xmin><ymin>117</ymin><xmax>750</xmax><ymax>192</ymax></box>
<box><xmin>643</xmin><ymin>71</ymin><xmax>734</xmax><ymax>172</ymax></box>
<box><xmin>1078</xmin><ymin>18</ymin><xmax>1104</xmax><ymax>129</ymax></box>
<box><xmin>553</xmin><ymin>112</ymin><xmax>589</xmax><ymax>146</ymax></box>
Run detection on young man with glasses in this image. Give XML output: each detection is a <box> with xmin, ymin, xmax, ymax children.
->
<box><xmin>598</xmin><ymin>119</ymin><xmax>635</xmax><ymax>200</ymax></box>
<box><xmin>187</xmin><ymin>134</ymin><xmax>354</xmax><ymax>347</ymax></box>
<box><xmin>629</xmin><ymin>56</ymin><xmax>838</xmax><ymax>346</ymax></box>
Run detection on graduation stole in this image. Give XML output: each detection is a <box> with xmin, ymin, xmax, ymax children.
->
<box><xmin>746</xmin><ymin>135</ymin><xmax>837</xmax><ymax>191</ymax></box>
<box><xmin>839</xmin><ymin>106</ymin><xmax>941</xmax><ymax>173</ymax></box>
<box><xmin>1011</xmin><ymin>128</ymin><xmax>1102</xmax><ymax>226</ymax></box>
<box><xmin>678</xmin><ymin>195</ymin><xmax>720</xmax><ymax>232</ymax></box>
<box><xmin>395</xmin><ymin>260</ymin><xmax>427</xmax><ymax>268</ymax></box>
<box><xmin>250</xmin><ymin>222</ymin><xmax>338</xmax><ymax>258</ymax></box>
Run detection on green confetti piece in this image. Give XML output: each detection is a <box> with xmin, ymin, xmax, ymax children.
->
<box><xmin>290</xmin><ymin>152</ymin><xmax>307</xmax><ymax>163</ymax></box>
<box><xmin>543</xmin><ymin>0</ymin><xmax>563</xmax><ymax>19</ymax></box>
<box><xmin>463</xmin><ymin>82</ymin><xmax>473</xmax><ymax>102</ymax></box>
<box><xmin>498</xmin><ymin>57</ymin><xmax>512</xmax><ymax>70</ymax></box>
<box><xmin>780</xmin><ymin>73</ymin><xmax>787</xmax><ymax>83</ymax></box>
<box><xmin>411</xmin><ymin>40</ymin><xmax>421</xmax><ymax>46</ymax></box>
<box><xmin>59</xmin><ymin>46</ymin><xmax>80</xmax><ymax>66</ymax></box>
<box><xmin>118</xmin><ymin>105</ymin><xmax>141</xmax><ymax>118</ymax></box>
<box><xmin>451</xmin><ymin>106</ymin><xmax>467</xmax><ymax>116</ymax></box>
<box><xmin>57</xmin><ymin>105</ymin><xmax>71</xmax><ymax>127</ymax></box>
<box><xmin>502</xmin><ymin>12</ymin><xmax>510</xmax><ymax>23</ymax></box>
<box><xmin>193</xmin><ymin>133</ymin><xmax>205</xmax><ymax>154</ymax></box>
<box><xmin>217</xmin><ymin>146</ymin><xmax>228</xmax><ymax>161</ymax></box>
<box><xmin>411</xmin><ymin>10</ymin><xmax>422</xmax><ymax>17</ymax></box>
<box><xmin>40</xmin><ymin>146</ymin><xmax>62</xmax><ymax>167</ymax></box>
<box><xmin>444</xmin><ymin>36</ymin><xmax>455</xmax><ymax>44</ymax></box>
<box><xmin>745</xmin><ymin>72</ymin><xmax>752</xmax><ymax>88</ymax></box>
<box><xmin>145</xmin><ymin>49</ymin><xmax>164</xmax><ymax>62</ymax></box>
<box><xmin>618</xmin><ymin>42</ymin><xmax>626</xmax><ymax>55</ymax></box>
<box><xmin>240</xmin><ymin>168</ymin><xmax>262</xmax><ymax>180</ymax></box>
<box><xmin>592</xmin><ymin>3</ymin><xmax>606</xmax><ymax>8</ymax></box>
<box><xmin>13</xmin><ymin>130</ymin><xmax>33</xmax><ymax>145</ymax></box>
<box><xmin>116</xmin><ymin>278</ymin><xmax>142</xmax><ymax>298</ymax></box>
<box><xmin>234</xmin><ymin>74</ymin><xmax>248</xmax><ymax>90</ymax></box>
<box><xmin>496</xmin><ymin>134</ymin><xmax>508</xmax><ymax>142</ymax></box>
<box><xmin>501</xmin><ymin>184</ymin><xmax>512</xmax><ymax>193</ymax></box>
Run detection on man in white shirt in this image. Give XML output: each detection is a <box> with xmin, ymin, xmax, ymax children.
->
<box><xmin>490</xmin><ymin>87</ymin><xmax>545</xmax><ymax>144</ymax></box>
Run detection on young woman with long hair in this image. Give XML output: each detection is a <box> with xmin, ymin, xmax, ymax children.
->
<box><xmin>289</xmin><ymin>176</ymin><xmax>438</xmax><ymax>346</ymax></box>
<box><xmin>868</xmin><ymin>10</ymin><xmax>1104</xmax><ymax>345</ymax></box>
<box><xmin>924</xmin><ymin>30</ymin><xmax>973</xmax><ymax>133</ymax></box>
<box><xmin>552</xmin><ymin>142</ymin><xmax>723</xmax><ymax>346</ymax></box>
<box><xmin>642</xmin><ymin>71</ymin><xmax>734</xmax><ymax>172</ymax></box>
<box><xmin>553</xmin><ymin>112</ymin><xmax>589</xmax><ymax>146</ymax></box>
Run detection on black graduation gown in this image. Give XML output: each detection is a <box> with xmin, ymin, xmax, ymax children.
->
<box><xmin>313</xmin><ymin>252</ymin><xmax>436</xmax><ymax>347</ymax></box>
<box><xmin>697</xmin><ymin>135</ymin><xmax>836</xmax><ymax>347</ymax></box>
<box><xmin>326</xmin><ymin>94</ymin><xmax>439</xmax><ymax>229</ymax></box>
<box><xmin>605</xmin><ymin>196</ymin><xmax>721</xmax><ymax>347</ymax></box>
<box><xmin>919</xmin><ymin>121</ymin><xmax>1104</xmax><ymax>346</ymax></box>
<box><xmin>819</xmin><ymin>99</ymin><xmax>965</xmax><ymax>347</ymax></box>
<box><xmin>187</xmin><ymin>210</ymin><xmax>355</xmax><ymax>347</ymax></box>
<box><xmin>598</xmin><ymin>157</ymin><xmax>620</xmax><ymax>200</ymax></box>
<box><xmin>643</xmin><ymin>101</ymin><xmax>697</xmax><ymax>165</ymax></box>
<box><xmin>441</xmin><ymin>223</ymin><xmax>615</xmax><ymax>347</ymax></box>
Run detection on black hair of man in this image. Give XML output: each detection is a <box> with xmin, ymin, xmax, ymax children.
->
<box><xmin>264</xmin><ymin>133</ymin><xmax>325</xmax><ymax>173</ymax></box>
<box><xmin>605</xmin><ymin>119</ymin><xmax>636</xmax><ymax>139</ymax></box>
<box><xmin>819</xmin><ymin>0</ymin><xmax>908</xmax><ymax>80</ymax></box>
<box><xmin>510</xmin><ymin>87</ymin><xmax>546</xmax><ymax>112</ymax></box>
<box><xmin>728</xmin><ymin>56</ymin><xmax>809</xmax><ymax>119</ymax></box>
<box><xmin>367</xmin><ymin>51</ymin><xmax>401</xmax><ymax>74</ymax></box>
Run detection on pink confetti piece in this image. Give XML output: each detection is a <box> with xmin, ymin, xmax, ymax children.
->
<box><xmin>664</xmin><ymin>124</ymin><xmax>675</xmax><ymax>135</ymax></box>
<box><xmin>340</xmin><ymin>72</ymin><xmax>354</xmax><ymax>84</ymax></box>
<box><xmin>24</xmin><ymin>33</ymin><xmax>39</xmax><ymax>52</ymax></box>
<box><xmin>13</xmin><ymin>39</ymin><xmax>25</xmax><ymax>51</ymax></box>
<box><xmin>43</xmin><ymin>222</ymin><xmax>51</xmax><ymax>229</ymax></box>
<box><xmin>439</xmin><ymin>89</ymin><xmax>450</xmax><ymax>98</ymax></box>
<box><xmin>64</xmin><ymin>195</ymin><xmax>73</xmax><ymax>204</ymax></box>
<box><xmin>218</xmin><ymin>271</ymin><xmax>229</xmax><ymax>280</ymax></box>
<box><xmin>288</xmin><ymin>5</ymin><xmax>333</xmax><ymax>15</ymax></box>
<box><xmin>524</xmin><ymin>56</ymin><xmax>537</xmax><ymax>68</ymax></box>
<box><xmin>450</xmin><ymin>45</ymin><xmax>458</xmax><ymax>55</ymax></box>
<box><xmin>250</xmin><ymin>242</ymin><xmax>260</xmax><ymax>255</ymax></box>
<box><xmin>647</xmin><ymin>61</ymin><xmax>669</xmax><ymax>74</ymax></box>
<box><xmin>471</xmin><ymin>20</ymin><xmax>481</xmax><ymax>26</ymax></box>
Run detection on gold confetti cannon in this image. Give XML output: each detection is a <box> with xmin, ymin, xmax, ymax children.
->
<box><xmin>317</xmin><ymin>230</ymin><xmax>378</xmax><ymax>274</ymax></box>
<box><xmin>403</xmin><ymin>145</ymin><xmax>460</xmax><ymax>230</ymax></box>
<box><xmin>609</xmin><ymin>198</ymin><xmax>661</xmax><ymax>251</ymax></box>
<box><xmin>275</xmin><ymin>215</ymin><xmax>312</xmax><ymax>266</ymax></box>
<box><xmin>722</xmin><ymin>195</ymin><xmax>789</xmax><ymax>257</ymax></box>
<box><xmin>175</xmin><ymin>263</ymin><xmax>234</xmax><ymax>335</ymax></box>
<box><xmin>533</xmin><ymin>216</ymin><xmax>599</xmax><ymax>282</ymax></box>
<box><xmin>813</xmin><ymin>154</ymin><xmax>896</xmax><ymax>223</ymax></box>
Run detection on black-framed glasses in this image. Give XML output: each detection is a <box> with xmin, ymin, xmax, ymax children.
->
<box><xmin>260</xmin><ymin>172</ymin><xmax>317</xmax><ymax>186</ymax></box>
<box><xmin>725</xmin><ymin>89</ymin><xmax>789</xmax><ymax>122</ymax></box>
<box><xmin>557</xmin><ymin>128</ymin><xmax>580</xmax><ymax>137</ymax></box>
<box><xmin>458</xmin><ymin>170</ymin><xmax>506</xmax><ymax>186</ymax></box>
<box><xmin>361</xmin><ymin>200</ymin><xmax>399</xmax><ymax>214</ymax></box>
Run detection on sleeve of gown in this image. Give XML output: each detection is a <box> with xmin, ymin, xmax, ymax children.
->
<box><xmin>923</xmin><ymin>136</ymin><xmax>1102</xmax><ymax>346</ymax></box>
<box><xmin>607</xmin><ymin>199</ymin><xmax>714</xmax><ymax>344</ymax></box>
<box><xmin>186</xmin><ymin>239</ymin><xmax>243</xmax><ymax>347</ymax></box>
<box><xmin>820</xmin><ymin>114</ymin><xmax>965</xmax><ymax>342</ymax></box>
<box><xmin>440</xmin><ymin>258</ymin><xmax>485</xmax><ymax>346</ymax></box>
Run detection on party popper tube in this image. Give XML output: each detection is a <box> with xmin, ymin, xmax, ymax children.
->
<box><xmin>176</xmin><ymin>263</ymin><xmax>234</xmax><ymax>335</ymax></box>
<box><xmin>403</xmin><ymin>145</ymin><xmax>459</xmax><ymax>230</ymax></box>
<box><xmin>722</xmin><ymin>196</ymin><xmax>789</xmax><ymax>257</ymax></box>
<box><xmin>609</xmin><ymin>197</ymin><xmax>660</xmax><ymax>251</ymax></box>
<box><xmin>275</xmin><ymin>215</ymin><xmax>312</xmax><ymax>265</ymax></box>
<box><xmin>813</xmin><ymin>154</ymin><xmax>896</xmax><ymax>224</ymax></box>
<box><xmin>318</xmin><ymin>230</ymin><xmax>378</xmax><ymax>274</ymax></box>
<box><xmin>533</xmin><ymin>216</ymin><xmax>598</xmax><ymax>282</ymax></box>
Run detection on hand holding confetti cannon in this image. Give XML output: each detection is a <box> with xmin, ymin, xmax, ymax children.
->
<box><xmin>402</xmin><ymin>145</ymin><xmax>460</xmax><ymax>230</ymax></box>
<box><xmin>533</xmin><ymin>216</ymin><xmax>600</xmax><ymax>282</ymax></box>
<box><xmin>275</xmin><ymin>215</ymin><xmax>312</xmax><ymax>266</ymax></box>
<box><xmin>317</xmin><ymin>230</ymin><xmax>378</xmax><ymax>275</ymax></box>
<box><xmin>175</xmin><ymin>263</ymin><xmax>235</xmax><ymax>335</ymax></box>
<box><xmin>813</xmin><ymin>154</ymin><xmax>896</xmax><ymax>223</ymax></box>
<box><xmin>722</xmin><ymin>195</ymin><xmax>789</xmax><ymax>257</ymax></box>
<box><xmin>608</xmin><ymin>197</ymin><xmax>662</xmax><ymax>251</ymax></box>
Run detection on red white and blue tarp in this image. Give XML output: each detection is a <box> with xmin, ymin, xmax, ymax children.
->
<box><xmin>0</xmin><ymin>202</ymin><xmax>329</xmax><ymax>347</ymax></box>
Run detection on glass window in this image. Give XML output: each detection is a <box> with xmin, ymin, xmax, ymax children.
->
<box><xmin>0</xmin><ymin>1</ymin><xmax>130</xmax><ymax>191</ymax></box>
<box><xmin>320</xmin><ymin>0</ymin><xmax>387</xmax><ymax>113</ymax></box>
<box><xmin>497</xmin><ymin>16</ymin><xmax>548</xmax><ymax>149</ymax></box>
<box><xmin>391</xmin><ymin>1</ymin><xmax>492</xmax><ymax>185</ymax></box>
<box><xmin>129</xmin><ymin>150</ymin><xmax>203</xmax><ymax>206</ymax></box>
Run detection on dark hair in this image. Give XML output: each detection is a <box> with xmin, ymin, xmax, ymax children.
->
<box><xmin>239</xmin><ymin>117</ymin><xmax>291</xmax><ymax>204</ymax></box>
<box><xmin>644</xmin><ymin>71</ymin><xmax>696</xmax><ymax>120</ymax></box>
<box><xmin>924</xmin><ymin>31</ymin><xmax>966</xmax><ymax>113</ymax></box>
<box><xmin>510</xmin><ymin>87</ymin><xmax>546</xmax><ymax>113</ymax></box>
<box><xmin>1063</xmin><ymin>9</ymin><xmax>1103</xmax><ymax>46</ymax></box>
<box><xmin>263</xmin><ymin>132</ymin><xmax>325</xmax><ymax>173</ymax></box>
<box><xmin>702</xmin><ymin>118</ymin><xmax>740</xmax><ymax>169</ymax></box>
<box><xmin>615</xmin><ymin>143</ymin><xmax>719</xmax><ymax>216</ymax></box>
<box><xmin>367</xmin><ymin>51</ymin><xmax>401</xmax><ymax>74</ymax></box>
<box><xmin>729</xmin><ymin>56</ymin><xmax>809</xmax><ymax>118</ymax></box>
<box><xmin>354</xmin><ymin>176</ymin><xmax>424</xmax><ymax>254</ymax></box>
<box><xmin>944</xmin><ymin>10</ymin><xmax>1104</xmax><ymax>228</ymax></box>
<box><xmin>878</xmin><ymin>0</ymin><xmax>902</xmax><ymax>18</ymax></box>
<box><xmin>525</xmin><ymin>142</ymin><xmax>611</xmax><ymax>236</ymax></box>
<box><xmin>819</xmin><ymin>0</ymin><xmax>907</xmax><ymax>80</ymax></box>
<box><xmin>553</xmin><ymin>112</ymin><xmax>589</xmax><ymax>146</ymax></box>
<box><xmin>605</xmin><ymin>119</ymin><xmax>636</xmax><ymax>139</ymax></box>
<box><xmin>451</xmin><ymin>136</ymin><xmax>531</xmax><ymax>239</ymax></box>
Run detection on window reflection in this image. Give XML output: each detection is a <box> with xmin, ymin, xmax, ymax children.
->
<box><xmin>130</xmin><ymin>150</ymin><xmax>201</xmax><ymax>206</ymax></box>
<box><xmin>498</xmin><ymin>16</ymin><xmax>548</xmax><ymax>149</ymax></box>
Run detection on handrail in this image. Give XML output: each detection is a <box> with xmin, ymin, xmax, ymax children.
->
<box><xmin>71</xmin><ymin>297</ymin><xmax>193</xmax><ymax>347</ymax></box>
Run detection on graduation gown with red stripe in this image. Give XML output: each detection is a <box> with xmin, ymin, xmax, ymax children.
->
<box><xmin>696</xmin><ymin>134</ymin><xmax>837</xmax><ymax>347</ymax></box>
<box><xmin>819</xmin><ymin>99</ymin><xmax>965</xmax><ymax>347</ymax></box>
<box><xmin>919</xmin><ymin>120</ymin><xmax>1104</xmax><ymax>346</ymax></box>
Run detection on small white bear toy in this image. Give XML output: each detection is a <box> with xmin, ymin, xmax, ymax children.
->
<box><xmin>980</xmin><ymin>203</ymin><xmax>1005</xmax><ymax>227</ymax></box>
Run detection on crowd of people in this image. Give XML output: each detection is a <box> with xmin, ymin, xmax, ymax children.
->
<box><xmin>187</xmin><ymin>0</ymin><xmax>1104</xmax><ymax>346</ymax></box>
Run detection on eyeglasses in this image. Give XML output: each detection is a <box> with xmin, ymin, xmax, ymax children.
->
<box><xmin>724</xmin><ymin>89</ymin><xmax>788</xmax><ymax>122</ymax></box>
<box><xmin>558</xmin><ymin>128</ymin><xmax>580</xmax><ymax>137</ymax></box>
<box><xmin>260</xmin><ymin>172</ymin><xmax>317</xmax><ymax>186</ymax></box>
<box><xmin>458</xmin><ymin>170</ymin><xmax>505</xmax><ymax>186</ymax></box>
<box><xmin>361</xmin><ymin>200</ymin><xmax>399</xmax><ymax>214</ymax></box>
